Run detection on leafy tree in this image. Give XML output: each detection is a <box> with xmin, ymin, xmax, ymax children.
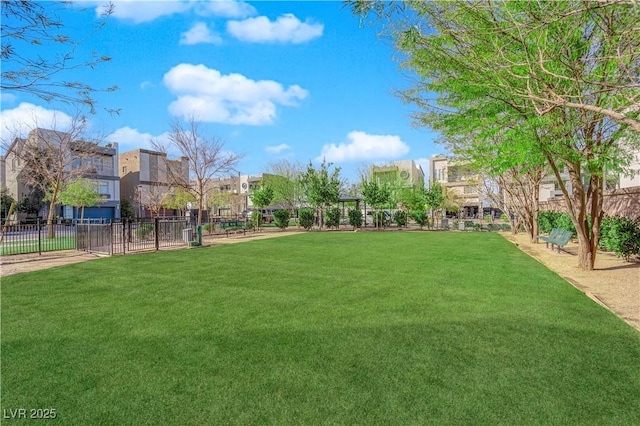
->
<box><xmin>424</xmin><ymin>182</ymin><xmax>445</xmax><ymax>228</ymax></box>
<box><xmin>361</xmin><ymin>177</ymin><xmax>392</xmax><ymax>228</ymax></box>
<box><xmin>153</xmin><ymin>117</ymin><xmax>243</xmax><ymax>225</ymax></box>
<box><xmin>163</xmin><ymin>187</ymin><xmax>196</xmax><ymax>216</ymax></box>
<box><xmin>411</xmin><ymin>210</ymin><xmax>428</xmax><ymax>229</ymax></box>
<box><xmin>351</xmin><ymin>0</ymin><xmax>640</xmax><ymax>270</ymax></box>
<box><xmin>400</xmin><ymin>185</ymin><xmax>427</xmax><ymax>212</ymax></box>
<box><xmin>250</xmin><ymin>184</ymin><xmax>274</xmax><ymax>229</ymax></box>
<box><xmin>299</xmin><ymin>160</ymin><xmax>342</xmax><ymax>230</ymax></box>
<box><xmin>1</xmin><ymin>1</ymin><xmax>117</xmax><ymax>113</ymax></box>
<box><xmin>57</xmin><ymin>178</ymin><xmax>102</xmax><ymax>222</ymax></box>
<box><xmin>250</xmin><ymin>184</ymin><xmax>274</xmax><ymax>210</ymax></box>
<box><xmin>1</xmin><ymin>189</ymin><xmax>16</xmax><ymax>220</ymax></box>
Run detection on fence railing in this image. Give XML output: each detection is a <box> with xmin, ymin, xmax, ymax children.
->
<box><xmin>1</xmin><ymin>217</ymin><xmax>193</xmax><ymax>256</ymax></box>
<box><xmin>0</xmin><ymin>220</ymin><xmax>78</xmax><ymax>256</ymax></box>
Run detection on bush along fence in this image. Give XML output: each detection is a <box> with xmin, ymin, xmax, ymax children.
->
<box><xmin>538</xmin><ymin>211</ymin><xmax>640</xmax><ymax>260</ymax></box>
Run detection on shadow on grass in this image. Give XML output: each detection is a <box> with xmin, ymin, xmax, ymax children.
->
<box><xmin>3</xmin><ymin>318</ymin><xmax>639</xmax><ymax>425</ymax></box>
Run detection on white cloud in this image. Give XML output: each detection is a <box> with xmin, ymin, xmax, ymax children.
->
<box><xmin>100</xmin><ymin>0</ymin><xmax>255</xmax><ymax>24</ymax></box>
<box><xmin>195</xmin><ymin>1</ymin><xmax>256</xmax><ymax>18</ymax></box>
<box><xmin>140</xmin><ymin>81</ymin><xmax>154</xmax><ymax>90</ymax></box>
<box><xmin>108</xmin><ymin>126</ymin><xmax>171</xmax><ymax>152</ymax></box>
<box><xmin>318</xmin><ymin>131</ymin><xmax>410</xmax><ymax>163</ymax></box>
<box><xmin>227</xmin><ymin>13</ymin><xmax>323</xmax><ymax>44</ymax></box>
<box><xmin>104</xmin><ymin>1</ymin><xmax>190</xmax><ymax>24</ymax></box>
<box><xmin>0</xmin><ymin>93</ymin><xmax>17</xmax><ymax>106</ymax></box>
<box><xmin>180</xmin><ymin>22</ymin><xmax>223</xmax><ymax>45</ymax></box>
<box><xmin>0</xmin><ymin>103</ymin><xmax>73</xmax><ymax>145</ymax></box>
<box><xmin>265</xmin><ymin>144</ymin><xmax>291</xmax><ymax>154</ymax></box>
<box><xmin>163</xmin><ymin>63</ymin><xmax>308</xmax><ymax>125</ymax></box>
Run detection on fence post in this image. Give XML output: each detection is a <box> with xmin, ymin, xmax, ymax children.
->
<box><xmin>123</xmin><ymin>219</ymin><xmax>127</xmax><ymax>254</ymax></box>
<box><xmin>38</xmin><ymin>218</ymin><xmax>42</xmax><ymax>255</ymax></box>
<box><xmin>154</xmin><ymin>217</ymin><xmax>160</xmax><ymax>251</ymax></box>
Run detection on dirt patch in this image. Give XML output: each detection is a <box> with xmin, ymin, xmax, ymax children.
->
<box><xmin>2</xmin><ymin>229</ymin><xmax>638</xmax><ymax>331</ymax></box>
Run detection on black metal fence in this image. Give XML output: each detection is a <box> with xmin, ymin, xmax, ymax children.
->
<box><xmin>78</xmin><ymin>217</ymin><xmax>192</xmax><ymax>255</ymax></box>
<box><xmin>0</xmin><ymin>220</ymin><xmax>78</xmax><ymax>256</ymax></box>
<box><xmin>1</xmin><ymin>217</ymin><xmax>193</xmax><ymax>256</ymax></box>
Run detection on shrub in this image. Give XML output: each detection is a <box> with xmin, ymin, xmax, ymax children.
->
<box><xmin>501</xmin><ymin>223</ymin><xmax>511</xmax><ymax>232</ymax></box>
<box><xmin>348</xmin><ymin>209</ymin><xmax>363</xmax><ymax>229</ymax></box>
<box><xmin>202</xmin><ymin>222</ymin><xmax>214</xmax><ymax>233</ymax></box>
<box><xmin>274</xmin><ymin>209</ymin><xmax>290</xmax><ymax>230</ymax></box>
<box><xmin>538</xmin><ymin>211</ymin><xmax>555</xmax><ymax>234</ymax></box>
<box><xmin>464</xmin><ymin>220</ymin><xmax>475</xmax><ymax>230</ymax></box>
<box><xmin>325</xmin><ymin>207</ymin><xmax>341</xmax><ymax>229</ymax></box>
<box><xmin>394</xmin><ymin>210</ymin><xmax>407</xmax><ymax>227</ymax></box>
<box><xmin>486</xmin><ymin>223</ymin><xmax>500</xmax><ymax>232</ymax></box>
<box><xmin>411</xmin><ymin>210</ymin><xmax>428</xmax><ymax>229</ymax></box>
<box><xmin>538</xmin><ymin>211</ymin><xmax>576</xmax><ymax>236</ymax></box>
<box><xmin>299</xmin><ymin>208</ymin><xmax>315</xmax><ymax>230</ymax></box>
<box><xmin>554</xmin><ymin>212</ymin><xmax>575</xmax><ymax>236</ymax></box>
<box><xmin>599</xmin><ymin>216</ymin><xmax>640</xmax><ymax>261</ymax></box>
<box><xmin>453</xmin><ymin>219</ymin><xmax>459</xmax><ymax>230</ymax></box>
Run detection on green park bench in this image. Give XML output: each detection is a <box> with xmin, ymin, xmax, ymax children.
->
<box><xmin>537</xmin><ymin>228</ymin><xmax>573</xmax><ymax>252</ymax></box>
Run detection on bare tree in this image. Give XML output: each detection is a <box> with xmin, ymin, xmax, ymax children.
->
<box><xmin>263</xmin><ymin>159</ymin><xmax>305</xmax><ymax>212</ymax></box>
<box><xmin>2</xmin><ymin>114</ymin><xmax>104</xmax><ymax>237</ymax></box>
<box><xmin>1</xmin><ymin>1</ymin><xmax>117</xmax><ymax>113</ymax></box>
<box><xmin>135</xmin><ymin>182</ymin><xmax>167</xmax><ymax>218</ymax></box>
<box><xmin>153</xmin><ymin>117</ymin><xmax>243</xmax><ymax>225</ymax></box>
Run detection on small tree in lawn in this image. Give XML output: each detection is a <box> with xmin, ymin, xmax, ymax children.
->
<box><xmin>57</xmin><ymin>178</ymin><xmax>102</xmax><ymax>222</ymax></box>
<box><xmin>163</xmin><ymin>187</ymin><xmax>196</xmax><ymax>217</ymax></box>
<box><xmin>361</xmin><ymin>178</ymin><xmax>391</xmax><ymax>228</ymax></box>
<box><xmin>425</xmin><ymin>182</ymin><xmax>445</xmax><ymax>228</ymax></box>
<box><xmin>250</xmin><ymin>184</ymin><xmax>274</xmax><ymax>229</ymax></box>
<box><xmin>299</xmin><ymin>160</ymin><xmax>342</xmax><ymax>230</ymax></box>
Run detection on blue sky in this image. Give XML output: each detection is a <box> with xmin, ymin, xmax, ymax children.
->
<box><xmin>0</xmin><ymin>0</ymin><xmax>443</xmax><ymax>183</ymax></box>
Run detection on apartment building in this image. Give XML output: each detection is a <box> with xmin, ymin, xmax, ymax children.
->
<box><xmin>429</xmin><ymin>154</ymin><xmax>490</xmax><ymax>219</ymax></box>
<box><xmin>206</xmin><ymin>174</ymin><xmax>266</xmax><ymax>217</ymax></box>
<box><xmin>2</xmin><ymin>128</ymin><xmax>121</xmax><ymax>220</ymax></box>
<box><xmin>370</xmin><ymin>159</ymin><xmax>425</xmax><ymax>188</ymax></box>
<box><xmin>119</xmin><ymin>149</ymin><xmax>189</xmax><ymax>217</ymax></box>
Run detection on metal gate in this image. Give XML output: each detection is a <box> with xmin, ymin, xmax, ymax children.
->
<box><xmin>77</xmin><ymin>217</ymin><xmax>191</xmax><ymax>255</ymax></box>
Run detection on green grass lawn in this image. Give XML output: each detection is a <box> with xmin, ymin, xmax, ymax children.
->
<box><xmin>0</xmin><ymin>236</ymin><xmax>76</xmax><ymax>255</ymax></box>
<box><xmin>2</xmin><ymin>232</ymin><xmax>639</xmax><ymax>424</ymax></box>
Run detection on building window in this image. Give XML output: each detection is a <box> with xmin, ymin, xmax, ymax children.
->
<box><xmin>99</xmin><ymin>181</ymin><xmax>109</xmax><ymax>196</ymax></box>
<box><xmin>122</xmin><ymin>166</ymin><xmax>127</xmax><ymax>174</ymax></box>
